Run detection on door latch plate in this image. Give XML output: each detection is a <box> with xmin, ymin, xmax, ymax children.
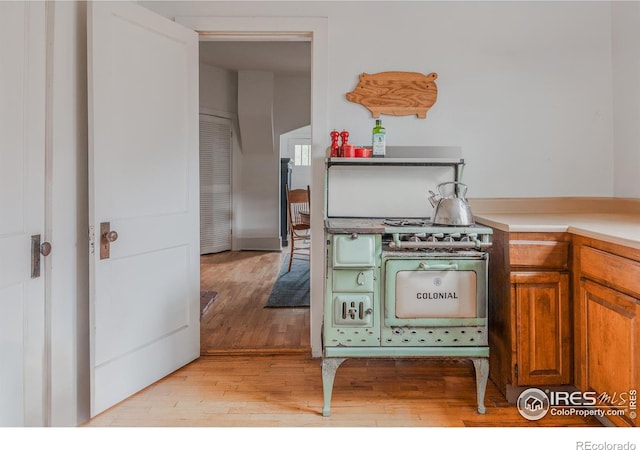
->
<box><xmin>100</xmin><ymin>222</ymin><xmax>111</xmax><ymax>260</ymax></box>
<box><xmin>31</xmin><ymin>235</ymin><xmax>41</xmax><ymax>278</ymax></box>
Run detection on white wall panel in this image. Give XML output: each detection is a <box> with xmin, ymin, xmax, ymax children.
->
<box><xmin>612</xmin><ymin>2</ymin><xmax>640</xmax><ymax>198</ymax></box>
<box><xmin>149</xmin><ymin>1</ymin><xmax>619</xmax><ymax>198</ymax></box>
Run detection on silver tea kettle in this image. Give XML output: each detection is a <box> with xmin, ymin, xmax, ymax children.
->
<box><xmin>428</xmin><ymin>181</ymin><xmax>475</xmax><ymax>226</ymax></box>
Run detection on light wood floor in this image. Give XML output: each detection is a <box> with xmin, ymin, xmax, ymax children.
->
<box><xmin>83</xmin><ymin>355</ymin><xmax>601</xmax><ymax>427</ymax></box>
<box><xmin>199</xmin><ymin>250</ymin><xmax>310</xmax><ymax>355</ymax></box>
<box><xmin>82</xmin><ymin>250</ymin><xmax>602</xmax><ymax>428</ymax></box>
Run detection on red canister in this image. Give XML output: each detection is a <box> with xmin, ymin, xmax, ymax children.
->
<box><xmin>354</xmin><ymin>147</ymin><xmax>372</xmax><ymax>158</ymax></box>
<box><xmin>342</xmin><ymin>145</ymin><xmax>356</xmax><ymax>157</ymax></box>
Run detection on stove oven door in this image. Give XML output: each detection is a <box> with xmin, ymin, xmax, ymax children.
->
<box><xmin>383</xmin><ymin>256</ymin><xmax>487</xmax><ymax>328</ymax></box>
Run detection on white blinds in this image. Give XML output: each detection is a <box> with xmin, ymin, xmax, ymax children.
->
<box><xmin>199</xmin><ymin>114</ymin><xmax>232</xmax><ymax>254</ymax></box>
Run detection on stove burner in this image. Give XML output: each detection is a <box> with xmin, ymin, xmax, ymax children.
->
<box><xmin>383</xmin><ymin>218</ymin><xmax>431</xmax><ymax>227</ymax></box>
<box><xmin>383</xmin><ymin>226</ymin><xmax>492</xmax><ymax>252</ymax></box>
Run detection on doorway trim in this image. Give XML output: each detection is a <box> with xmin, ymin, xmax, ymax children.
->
<box><xmin>176</xmin><ymin>16</ymin><xmax>328</xmax><ymax>357</ymax></box>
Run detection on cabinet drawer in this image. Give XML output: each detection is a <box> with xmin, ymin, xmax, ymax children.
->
<box><xmin>332</xmin><ymin>234</ymin><xmax>376</xmax><ymax>267</ymax></box>
<box><xmin>333</xmin><ymin>269</ymin><xmax>375</xmax><ymax>292</ymax></box>
<box><xmin>510</xmin><ymin>240</ymin><xmax>569</xmax><ymax>269</ymax></box>
<box><xmin>580</xmin><ymin>246</ymin><xmax>640</xmax><ymax>297</ymax></box>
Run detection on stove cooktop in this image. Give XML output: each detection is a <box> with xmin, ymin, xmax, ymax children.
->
<box><xmin>383</xmin><ymin>218</ymin><xmax>431</xmax><ymax>227</ymax></box>
<box><xmin>324</xmin><ymin>218</ymin><xmax>493</xmax><ymax>237</ymax></box>
<box><xmin>381</xmin><ymin>218</ymin><xmax>493</xmax><ymax>236</ymax></box>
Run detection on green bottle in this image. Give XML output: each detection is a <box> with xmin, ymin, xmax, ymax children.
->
<box><xmin>372</xmin><ymin>119</ymin><xmax>386</xmax><ymax>157</ymax></box>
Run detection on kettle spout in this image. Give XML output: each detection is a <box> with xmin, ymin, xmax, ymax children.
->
<box><xmin>428</xmin><ymin>190</ymin><xmax>440</xmax><ymax>208</ymax></box>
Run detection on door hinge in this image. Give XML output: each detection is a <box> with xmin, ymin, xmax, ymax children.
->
<box><xmin>89</xmin><ymin>225</ymin><xmax>95</xmax><ymax>255</ymax></box>
<box><xmin>515</xmin><ymin>363</ymin><xmax>518</xmax><ymax>380</ymax></box>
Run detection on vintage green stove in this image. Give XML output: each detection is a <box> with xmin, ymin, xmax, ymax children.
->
<box><xmin>321</xmin><ymin>151</ymin><xmax>493</xmax><ymax>417</ymax></box>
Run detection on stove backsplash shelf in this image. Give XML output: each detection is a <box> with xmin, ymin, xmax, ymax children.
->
<box><xmin>326</xmin><ymin>145</ymin><xmax>464</xmax><ymax>166</ymax></box>
<box><xmin>326</xmin><ymin>146</ymin><xmax>465</xmax><ymax>219</ymax></box>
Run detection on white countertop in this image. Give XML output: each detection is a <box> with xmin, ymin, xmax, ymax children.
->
<box><xmin>323</xmin><ymin>198</ymin><xmax>640</xmax><ymax>249</ymax></box>
<box><xmin>474</xmin><ymin>212</ymin><xmax>640</xmax><ymax>249</ymax></box>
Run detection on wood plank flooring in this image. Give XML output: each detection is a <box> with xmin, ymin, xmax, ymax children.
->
<box><xmin>83</xmin><ymin>355</ymin><xmax>602</xmax><ymax>427</ymax></box>
<box><xmin>199</xmin><ymin>250</ymin><xmax>310</xmax><ymax>354</ymax></box>
<box><xmin>81</xmin><ymin>250</ymin><xmax>603</xmax><ymax>428</ymax></box>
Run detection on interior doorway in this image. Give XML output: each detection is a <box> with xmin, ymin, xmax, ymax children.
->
<box><xmin>179</xmin><ymin>15</ymin><xmax>329</xmax><ymax>357</ymax></box>
<box><xmin>196</xmin><ymin>36</ymin><xmax>313</xmax><ymax>354</ymax></box>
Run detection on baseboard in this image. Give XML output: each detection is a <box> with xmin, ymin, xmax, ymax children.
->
<box><xmin>201</xmin><ymin>347</ymin><xmax>311</xmax><ymax>356</ymax></box>
<box><xmin>237</xmin><ymin>237</ymin><xmax>282</xmax><ymax>251</ymax></box>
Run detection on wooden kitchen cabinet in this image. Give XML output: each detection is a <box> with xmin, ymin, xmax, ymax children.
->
<box><xmin>511</xmin><ymin>271</ymin><xmax>571</xmax><ymax>386</ymax></box>
<box><xmin>488</xmin><ymin>230</ymin><xmax>572</xmax><ymax>401</ymax></box>
<box><xmin>573</xmin><ymin>236</ymin><xmax>640</xmax><ymax>427</ymax></box>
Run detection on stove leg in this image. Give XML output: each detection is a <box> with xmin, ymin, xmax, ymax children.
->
<box><xmin>471</xmin><ymin>358</ymin><xmax>489</xmax><ymax>414</ymax></box>
<box><xmin>321</xmin><ymin>357</ymin><xmax>347</xmax><ymax>417</ymax></box>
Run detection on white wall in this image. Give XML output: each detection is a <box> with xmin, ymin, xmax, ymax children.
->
<box><xmin>332</xmin><ymin>1</ymin><xmax>615</xmax><ymax>198</ymax></box>
<box><xmin>145</xmin><ymin>0</ymin><xmax>622</xmax><ymax>198</ymax></box>
<box><xmin>237</xmin><ymin>70</ymin><xmax>275</xmax><ymax>155</ymax></box>
<box><xmin>199</xmin><ymin>62</ymin><xmax>237</xmax><ymax>113</ymax></box>
<box><xmin>235</xmin><ymin>71</ymin><xmax>280</xmax><ymax>249</ymax></box>
<box><xmin>274</xmin><ymin>75</ymin><xmax>311</xmax><ymax>149</ymax></box>
<box><xmin>199</xmin><ymin>62</ymin><xmax>244</xmax><ymax>251</ymax></box>
<box><xmin>612</xmin><ymin>2</ymin><xmax>640</xmax><ymax>198</ymax></box>
<box><xmin>199</xmin><ymin>60</ymin><xmax>311</xmax><ymax>250</ymax></box>
<box><xmin>239</xmin><ymin>72</ymin><xmax>311</xmax><ymax>250</ymax></box>
<box><xmin>235</xmin><ymin>72</ymin><xmax>312</xmax><ymax>249</ymax></box>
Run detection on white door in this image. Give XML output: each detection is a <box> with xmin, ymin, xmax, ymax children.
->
<box><xmin>87</xmin><ymin>2</ymin><xmax>200</xmax><ymax>416</ymax></box>
<box><xmin>199</xmin><ymin>114</ymin><xmax>232</xmax><ymax>254</ymax></box>
<box><xmin>0</xmin><ymin>2</ymin><xmax>46</xmax><ymax>426</ymax></box>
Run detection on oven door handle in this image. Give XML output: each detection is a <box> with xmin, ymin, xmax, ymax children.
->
<box><xmin>418</xmin><ymin>262</ymin><xmax>458</xmax><ymax>270</ymax></box>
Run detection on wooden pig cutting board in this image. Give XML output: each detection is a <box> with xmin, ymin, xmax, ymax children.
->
<box><xmin>346</xmin><ymin>71</ymin><xmax>438</xmax><ymax>118</ymax></box>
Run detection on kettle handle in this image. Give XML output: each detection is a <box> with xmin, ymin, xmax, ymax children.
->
<box><xmin>437</xmin><ymin>181</ymin><xmax>468</xmax><ymax>198</ymax></box>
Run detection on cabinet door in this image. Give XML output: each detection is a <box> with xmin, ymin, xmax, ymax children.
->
<box><xmin>511</xmin><ymin>271</ymin><xmax>571</xmax><ymax>386</ymax></box>
<box><xmin>579</xmin><ymin>279</ymin><xmax>638</xmax><ymax>427</ymax></box>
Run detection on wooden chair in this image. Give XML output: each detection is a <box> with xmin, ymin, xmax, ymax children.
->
<box><xmin>285</xmin><ymin>184</ymin><xmax>311</xmax><ymax>272</ymax></box>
